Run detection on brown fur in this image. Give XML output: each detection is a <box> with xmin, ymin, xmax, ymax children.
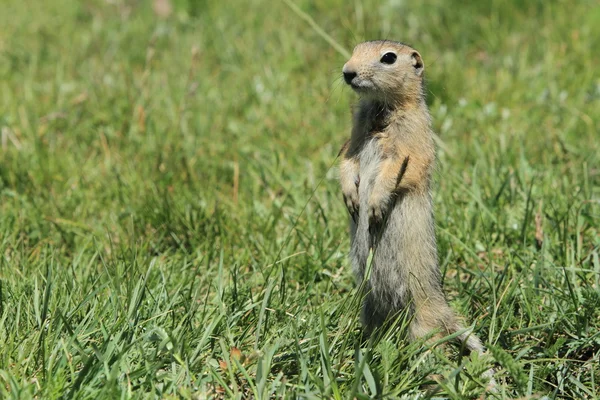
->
<box><xmin>339</xmin><ymin>41</ymin><xmax>493</xmax><ymax>370</ymax></box>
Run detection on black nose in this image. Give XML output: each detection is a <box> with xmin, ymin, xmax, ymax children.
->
<box><xmin>343</xmin><ymin>71</ymin><xmax>357</xmax><ymax>85</ymax></box>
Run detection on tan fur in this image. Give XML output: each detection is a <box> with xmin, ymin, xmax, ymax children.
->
<box><xmin>339</xmin><ymin>41</ymin><xmax>493</xmax><ymax>370</ymax></box>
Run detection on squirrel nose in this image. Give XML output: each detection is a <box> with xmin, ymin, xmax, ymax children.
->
<box><xmin>343</xmin><ymin>71</ymin><xmax>357</xmax><ymax>85</ymax></box>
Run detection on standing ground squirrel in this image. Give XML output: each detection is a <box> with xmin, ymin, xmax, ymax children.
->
<box><xmin>339</xmin><ymin>41</ymin><xmax>488</xmax><ymax>355</ymax></box>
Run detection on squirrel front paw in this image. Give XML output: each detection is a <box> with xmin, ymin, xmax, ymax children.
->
<box><xmin>341</xmin><ymin>173</ymin><xmax>360</xmax><ymax>223</ymax></box>
<box><xmin>343</xmin><ymin>188</ymin><xmax>360</xmax><ymax>223</ymax></box>
<box><xmin>368</xmin><ymin>202</ymin><xmax>384</xmax><ymax>226</ymax></box>
<box><xmin>367</xmin><ymin>193</ymin><xmax>391</xmax><ymax>238</ymax></box>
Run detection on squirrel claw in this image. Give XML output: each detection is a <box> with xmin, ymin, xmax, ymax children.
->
<box><xmin>343</xmin><ymin>194</ymin><xmax>360</xmax><ymax>223</ymax></box>
<box><xmin>368</xmin><ymin>203</ymin><xmax>384</xmax><ymax>224</ymax></box>
<box><xmin>368</xmin><ymin>193</ymin><xmax>394</xmax><ymax>241</ymax></box>
<box><xmin>368</xmin><ymin>204</ymin><xmax>384</xmax><ymax>238</ymax></box>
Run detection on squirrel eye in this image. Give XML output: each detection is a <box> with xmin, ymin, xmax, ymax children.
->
<box><xmin>380</xmin><ymin>52</ymin><xmax>397</xmax><ymax>64</ymax></box>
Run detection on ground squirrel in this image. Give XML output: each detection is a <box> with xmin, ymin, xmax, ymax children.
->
<box><xmin>339</xmin><ymin>41</ymin><xmax>487</xmax><ymax>355</ymax></box>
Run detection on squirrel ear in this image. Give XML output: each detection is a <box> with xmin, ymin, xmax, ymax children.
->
<box><xmin>411</xmin><ymin>52</ymin><xmax>424</xmax><ymax>76</ymax></box>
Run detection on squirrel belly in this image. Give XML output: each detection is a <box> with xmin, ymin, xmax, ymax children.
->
<box><xmin>350</xmin><ymin>135</ymin><xmax>448</xmax><ymax>335</ymax></box>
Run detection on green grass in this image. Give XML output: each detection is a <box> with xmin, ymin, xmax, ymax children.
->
<box><xmin>1</xmin><ymin>0</ymin><xmax>599</xmax><ymax>398</ymax></box>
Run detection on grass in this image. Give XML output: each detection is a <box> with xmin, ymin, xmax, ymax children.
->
<box><xmin>0</xmin><ymin>0</ymin><xmax>599</xmax><ymax>398</ymax></box>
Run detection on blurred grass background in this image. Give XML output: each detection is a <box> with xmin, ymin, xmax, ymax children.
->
<box><xmin>0</xmin><ymin>0</ymin><xmax>599</xmax><ymax>398</ymax></box>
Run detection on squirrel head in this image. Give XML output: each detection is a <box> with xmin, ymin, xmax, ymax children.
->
<box><xmin>342</xmin><ymin>41</ymin><xmax>425</xmax><ymax>105</ymax></box>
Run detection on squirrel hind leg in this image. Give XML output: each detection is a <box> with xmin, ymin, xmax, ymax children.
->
<box><xmin>350</xmin><ymin>218</ymin><xmax>370</xmax><ymax>281</ymax></box>
<box><xmin>360</xmin><ymin>294</ymin><xmax>387</xmax><ymax>333</ymax></box>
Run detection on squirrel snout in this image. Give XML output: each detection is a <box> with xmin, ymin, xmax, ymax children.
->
<box><xmin>343</xmin><ymin>71</ymin><xmax>357</xmax><ymax>85</ymax></box>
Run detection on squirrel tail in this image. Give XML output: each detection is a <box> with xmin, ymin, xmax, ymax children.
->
<box><xmin>453</xmin><ymin>322</ymin><xmax>497</xmax><ymax>388</ymax></box>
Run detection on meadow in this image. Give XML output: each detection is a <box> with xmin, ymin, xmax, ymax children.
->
<box><xmin>0</xmin><ymin>0</ymin><xmax>599</xmax><ymax>398</ymax></box>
